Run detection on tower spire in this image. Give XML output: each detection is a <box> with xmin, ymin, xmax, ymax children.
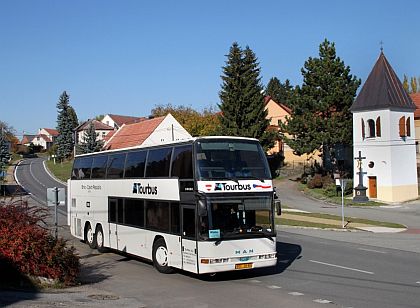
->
<box><xmin>379</xmin><ymin>40</ymin><xmax>384</xmax><ymax>53</ymax></box>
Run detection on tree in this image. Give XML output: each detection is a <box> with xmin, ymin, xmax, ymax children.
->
<box><xmin>266</xmin><ymin>77</ymin><xmax>294</xmax><ymax>107</ymax></box>
<box><xmin>411</xmin><ymin>77</ymin><xmax>418</xmax><ymax>93</ymax></box>
<box><xmin>68</xmin><ymin>106</ymin><xmax>79</xmax><ymax>130</ymax></box>
<box><xmin>0</xmin><ymin>130</ymin><xmax>11</xmax><ymax>181</ymax></box>
<box><xmin>218</xmin><ymin>42</ymin><xmax>275</xmax><ymax>150</ymax></box>
<box><xmin>77</xmin><ymin>122</ymin><xmax>103</xmax><ymax>154</ymax></box>
<box><xmin>151</xmin><ymin>104</ymin><xmax>219</xmax><ymax>136</ymax></box>
<box><xmin>56</xmin><ymin>91</ymin><xmax>76</xmax><ymax>160</ymax></box>
<box><xmin>403</xmin><ymin>75</ymin><xmax>409</xmax><ymax>92</ymax></box>
<box><xmin>280</xmin><ymin>39</ymin><xmax>361</xmax><ymax>171</ymax></box>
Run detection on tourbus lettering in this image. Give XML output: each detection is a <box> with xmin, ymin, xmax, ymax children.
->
<box><xmin>132</xmin><ymin>183</ymin><xmax>158</xmax><ymax>195</ymax></box>
<box><xmin>214</xmin><ymin>183</ymin><xmax>252</xmax><ymax>191</ymax></box>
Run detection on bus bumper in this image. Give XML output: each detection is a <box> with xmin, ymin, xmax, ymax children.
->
<box><xmin>198</xmin><ymin>256</ymin><xmax>277</xmax><ymax>274</ymax></box>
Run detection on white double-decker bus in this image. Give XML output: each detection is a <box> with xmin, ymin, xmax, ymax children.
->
<box><xmin>68</xmin><ymin>136</ymin><xmax>279</xmax><ymax>274</ymax></box>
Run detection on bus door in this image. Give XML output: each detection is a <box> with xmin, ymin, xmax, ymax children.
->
<box><xmin>181</xmin><ymin>206</ymin><xmax>198</xmax><ymax>273</ymax></box>
<box><xmin>108</xmin><ymin>198</ymin><xmax>120</xmax><ymax>250</ymax></box>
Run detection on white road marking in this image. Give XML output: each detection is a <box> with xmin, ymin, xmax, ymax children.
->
<box><xmin>358</xmin><ymin>248</ymin><xmax>387</xmax><ymax>254</ymax></box>
<box><xmin>267</xmin><ymin>285</ymin><xmax>282</xmax><ymax>289</ymax></box>
<box><xmin>313</xmin><ymin>299</ymin><xmax>332</xmax><ymax>304</ymax></box>
<box><xmin>309</xmin><ymin>260</ymin><xmax>374</xmax><ymax>275</ymax></box>
<box><xmin>416</xmin><ymin>281</ymin><xmax>420</xmax><ymax>284</ymax></box>
<box><xmin>288</xmin><ymin>292</ymin><xmax>304</xmax><ymax>296</ymax></box>
<box><xmin>249</xmin><ymin>279</ymin><xmax>261</xmax><ymax>283</ymax></box>
<box><xmin>29</xmin><ymin>160</ymin><xmax>47</xmax><ymax>188</ymax></box>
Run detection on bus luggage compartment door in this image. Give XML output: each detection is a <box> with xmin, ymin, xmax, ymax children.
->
<box><xmin>181</xmin><ymin>206</ymin><xmax>198</xmax><ymax>273</ymax></box>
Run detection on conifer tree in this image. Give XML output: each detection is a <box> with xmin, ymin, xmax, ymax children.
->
<box><xmin>266</xmin><ymin>77</ymin><xmax>294</xmax><ymax>107</ymax></box>
<box><xmin>219</xmin><ymin>43</ymin><xmax>275</xmax><ymax>150</ymax></box>
<box><xmin>411</xmin><ymin>77</ymin><xmax>418</xmax><ymax>93</ymax></box>
<box><xmin>403</xmin><ymin>75</ymin><xmax>409</xmax><ymax>92</ymax></box>
<box><xmin>0</xmin><ymin>130</ymin><xmax>11</xmax><ymax>181</ymax></box>
<box><xmin>56</xmin><ymin>91</ymin><xmax>76</xmax><ymax>160</ymax></box>
<box><xmin>280</xmin><ymin>39</ymin><xmax>360</xmax><ymax>170</ymax></box>
<box><xmin>77</xmin><ymin>122</ymin><xmax>103</xmax><ymax>154</ymax></box>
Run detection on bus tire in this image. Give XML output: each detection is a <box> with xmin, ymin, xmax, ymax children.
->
<box><xmin>95</xmin><ymin>225</ymin><xmax>107</xmax><ymax>253</ymax></box>
<box><xmin>85</xmin><ymin>223</ymin><xmax>97</xmax><ymax>249</ymax></box>
<box><xmin>152</xmin><ymin>238</ymin><xmax>174</xmax><ymax>274</ymax></box>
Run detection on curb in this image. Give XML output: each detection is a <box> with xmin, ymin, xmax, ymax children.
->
<box><xmin>43</xmin><ymin>159</ymin><xmax>67</xmax><ymax>186</ymax></box>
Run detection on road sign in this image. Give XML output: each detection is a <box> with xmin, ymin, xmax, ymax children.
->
<box><xmin>47</xmin><ymin>187</ymin><xmax>65</xmax><ymax>207</ymax></box>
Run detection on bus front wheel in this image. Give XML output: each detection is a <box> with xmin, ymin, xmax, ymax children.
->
<box><xmin>152</xmin><ymin>238</ymin><xmax>174</xmax><ymax>274</ymax></box>
<box><xmin>85</xmin><ymin>224</ymin><xmax>97</xmax><ymax>249</ymax></box>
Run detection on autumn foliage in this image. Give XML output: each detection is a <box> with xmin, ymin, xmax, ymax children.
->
<box><xmin>0</xmin><ymin>201</ymin><xmax>79</xmax><ymax>285</ymax></box>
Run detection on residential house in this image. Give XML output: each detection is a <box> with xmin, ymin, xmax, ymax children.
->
<box><xmin>351</xmin><ymin>52</ymin><xmax>418</xmax><ymax>202</ymax></box>
<box><xmin>101</xmin><ymin>114</ymin><xmax>146</xmax><ymax>130</ymax></box>
<box><xmin>75</xmin><ymin>119</ymin><xmax>114</xmax><ymax>145</ymax></box>
<box><xmin>410</xmin><ymin>93</ymin><xmax>420</xmax><ymax>159</ymax></box>
<box><xmin>22</xmin><ymin>128</ymin><xmax>59</xmax><ymax>150</ymax></box>
<box><xmin>264</xmin><ymin>96</ymin><xmax>321</xmax><ymax>165</ymax></box>
<box><xmin>104</xmin><ymin>113</ymin><xmax>192</xmax><ymax>150</ymax></box>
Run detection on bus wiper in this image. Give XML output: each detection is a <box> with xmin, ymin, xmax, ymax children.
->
<box><xmin>214</xmin><ymin>237</ymin><xmax>224</xmax><ymax>246</ymax></box>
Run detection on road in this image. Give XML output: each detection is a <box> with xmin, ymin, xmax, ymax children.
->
<box><xmin>6</xmin><ymin>157</ymin><xmax>420</xmax><ymax>308</ymax></box>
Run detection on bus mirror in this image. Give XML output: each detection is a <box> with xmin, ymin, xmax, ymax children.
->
<box><xmin>198</xmin><ymin>199</ymin><xmax>207</xmax><ymax>216</ymax></box>
<box><xmin>275</xmin><ymin>200</ymin><xmax>281</xmax><ymax>216</ymax></box>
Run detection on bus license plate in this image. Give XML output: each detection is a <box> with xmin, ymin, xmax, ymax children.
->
<box><xmin>235</xmin><ymin>263</ymin><xmax>253</xmax><ymax>270</ymax></box>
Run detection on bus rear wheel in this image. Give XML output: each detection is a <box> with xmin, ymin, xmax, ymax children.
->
<box><xmin>152</xmin><ymin>238</ymin><xmax>174</xmax><ymax>274</ymax></box>
<box><xmin>95</xmin><ymin>225</ymin><xmax>107</xmax><ymax>253</ymax></box>
<box><xmin>85</xmin><ymin>224</ymin><xmax>97</xmax><ymax>249</ymax></box>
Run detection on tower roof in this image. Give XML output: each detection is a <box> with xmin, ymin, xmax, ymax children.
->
<box><xmin>351</xmin><ymin>52</ymin><xmax>416</xmax><ymax>112</ymax></box>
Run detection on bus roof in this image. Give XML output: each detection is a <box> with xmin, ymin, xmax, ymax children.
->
<box><xmin>74</xmin><ymin>136</ymin><xmax>260</xmax><ymax>157</ymax></box>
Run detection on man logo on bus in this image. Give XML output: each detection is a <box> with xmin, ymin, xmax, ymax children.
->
<box><xmin>132</xmin><ymin>183</ymin><xmax>158</xmax><ymax>195</ymax></box>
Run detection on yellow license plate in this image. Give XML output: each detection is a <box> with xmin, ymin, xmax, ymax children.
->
<box><xmin>235</xmin><ymin>263</ymin><xmax>253</xmax><ymax>270</ymax></box>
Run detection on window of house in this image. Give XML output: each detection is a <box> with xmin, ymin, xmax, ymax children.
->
<box><xmin>376</xmin><ymin>117</ymin><xmax>381</xmax><ymax>137</ymax></box>
<box><xmin>361</xmin><ymin>119</ymin><xmax>365</xmax><ymax>139</ymax></box>
<box><xmin>399</xmin><ymin>116</ymin><xmax>406</xmax><ymax>137</ymax></box>
<box><xmin>406</xmin><ymin>117</ymin><xmax>411</xmax><ymax>137</ymax></box>
<box><xmin>367</xmin><ymin>119</ymin><xmax>375</xmax><ymax>138</ymax></box>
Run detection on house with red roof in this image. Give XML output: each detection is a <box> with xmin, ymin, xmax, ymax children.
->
<box><xmin>264</xmin><ymin>96</ymin><xmax>321</xmax><ymax>164</ymax></box>
<box><xmin>75</xmin><ymin>119</ymin><xmax>114</xmax><ymax>145</ymax></box>
<box><xmin>22</xmin><ymin>128</ymin><xmax>59</xmax><ymax>150</ymax></box>
<box><xmin>104</xmin><ymin>113</ymin><xmax>192</xmax><ymax>150</ymax></box>
<box><xmin>101</xmin><ymin>114</ymin><xmax>146</xmax><ymax>130</ymax></box>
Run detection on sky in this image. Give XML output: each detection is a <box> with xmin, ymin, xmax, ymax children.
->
<box><xmin>1</xmin><ymin>0</ymin><xmax>420</xmax><ymax>138</ymax></box>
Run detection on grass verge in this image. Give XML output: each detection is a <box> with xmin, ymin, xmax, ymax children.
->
<box><xmin>45</xmin><ymin>159</ymin><xmax>73</xmax><ymax>182</ymax></box>
<box><xmin>299</xmin><ymin>184</ymin><xmax>386</xmax><ymax>207</ymax></box>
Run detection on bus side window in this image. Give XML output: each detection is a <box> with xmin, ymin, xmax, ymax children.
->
<box><xmin>145</xmin><ymin>147</ymin><xmax>172</xmax><ymax>177</ymax></box>
<box><xmin>91</xmin><ymin>155</ymin><xmax>108</xmax><ymax>179</ymax></box>
<box><xmin>125</xmin><ymin>151</ymin><xmax>147</xmax><ymax>178</ymax></box>
<box><xmin>71</xmin><ymin>158</ymin><xmax>81</xmax><ymax>180</ymax></box>
<box><xmin>146</xmin><ymin>201</ymin><xmax>169</xmax><ymax>232</ymax></box>
<box><xmin>171</xmin><ymin>145</ymin><xmax>193</xmax><ymax>179</ymax></box>
<box><xmin>107</xmin><ymin>153</ymin><xmax>126</xmax><ymax>179</ymax></box>
<box><xmin>125</xmin><ymin>198</ymin><xmax>144</xmax><ymax>227</ymax></box>
<box><xmin>79</xmin><ymin>157</ymin><xmax>93</xmax><ymax>179</ymax></box>
<box><xmin>170</xmin><ymin>202</ymin><xmax>180</xmax><ymax>234</ymax></box>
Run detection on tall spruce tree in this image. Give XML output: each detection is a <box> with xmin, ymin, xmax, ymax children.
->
<box><xmin>0</xmin><ymin>130</ymin><xmax>11</xmax><ymax>181</ymax></box>
<box><xmin>280</xmin><ymin>39</ymin><xmax>360</xmax><ymax>170</ymax></box>
<box><xmin>219</xmin><ymin>43</ymin><xmax>275</xmax><ymax>150</ymax></box>
<box><xmin>77</xmin><ymin>122</ymin><xmax>104</xmax><ymax>154</ymax></box>
<box><xmin>56</xmin><ymin>91</ymin><xmax>76</xmax><ymax>160</ymax></box>
<box><xmin>266</xmin><ymin>77</ymin><xmax>294</xmax><ymax>107</ymax></box>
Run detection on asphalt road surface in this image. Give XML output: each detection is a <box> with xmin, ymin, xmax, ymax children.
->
<box><xmin>7</xmin><ymin>157</ymin><xmax>420</xmax><ymax>308</ymax></box>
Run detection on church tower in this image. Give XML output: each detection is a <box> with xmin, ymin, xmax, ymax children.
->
<box><xmin>351</xmin><ymin>52</ymin><xmax>418</xmax><ymax>202</ymax></box>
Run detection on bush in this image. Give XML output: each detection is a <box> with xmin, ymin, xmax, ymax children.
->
<box><xmin>307</xmin><ymin>174</ymin><xmax>323</xmax><ymax>189</ymax></box>
<box><xmin>0</xmin><ymin>201</ymin><xmax>79</xmax><ymax>285</ymax></box>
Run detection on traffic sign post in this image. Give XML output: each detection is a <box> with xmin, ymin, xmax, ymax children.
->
<box><xmin>47</xmin><ymin>187</ymin><xmax>65</xmax><ymax>239</ymax></box>
<box><xmin>336</xmin><ymin>179</ymin><xmax>348</xmax><ymax>228</ymax></box>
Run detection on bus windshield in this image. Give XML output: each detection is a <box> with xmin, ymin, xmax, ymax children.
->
<box><xmin>195</xmin><ymin>140</ymin><xmax>271</xmax><ymax>181</ymax></box>
<box><xmin>199</xmin><ymin>196</ymin><xmax>274</xmax><ymax>240</ymax></box>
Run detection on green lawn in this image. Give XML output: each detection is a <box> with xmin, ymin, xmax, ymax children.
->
<box><xmin>45</xmin><ymin>159</ymin><xmax>73</xmax><ymax>182</ymax></box>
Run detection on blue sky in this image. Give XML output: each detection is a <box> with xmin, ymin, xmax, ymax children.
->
<box><xmin>1</xmin><ymin>0</ymin><xmax>419</xmax><ymax>137</ymax></box>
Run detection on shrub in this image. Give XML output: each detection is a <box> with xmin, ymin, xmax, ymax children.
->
<box><xmin>307</xmin><ymin>174</ymin><xmax>323</xmax><ymax>189</ymax></box>
<box><xmin>0</xmin><ymin>201</ymin><xmax>79</xmax><ymax>285</ymax></box>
